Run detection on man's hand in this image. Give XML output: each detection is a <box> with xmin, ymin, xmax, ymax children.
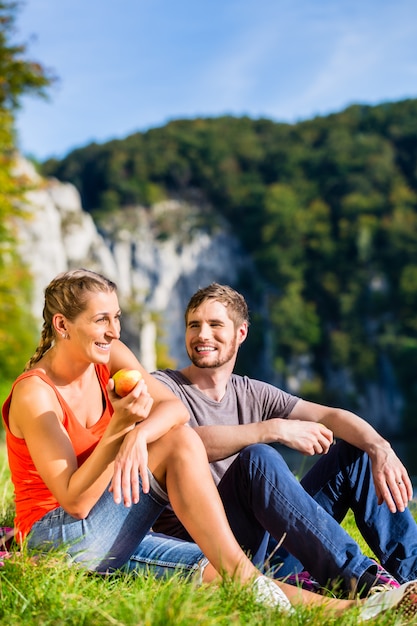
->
<box><xmin>370</xmin><ymin>444</ymin><xmax>413</xmax><ymax>513</ymax></box>
<box><xmin>274</xmin><ymin>419</ymin><xmax>334</xmax><ymax>456</ymax></box>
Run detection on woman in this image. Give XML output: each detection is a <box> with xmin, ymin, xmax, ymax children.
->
<box><xmin>2</xmin><ymin>269</ymin><xmax>416</xmax><ymax>620</ymax></box>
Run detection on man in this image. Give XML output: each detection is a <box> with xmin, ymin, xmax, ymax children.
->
<box><xmin>152</xmin><ymin>283</ymin><xmax>417</xmax><ymax>597</ymax></box>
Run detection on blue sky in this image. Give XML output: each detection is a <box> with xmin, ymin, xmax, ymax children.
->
<box><xmin>14</xmin><ymin>0</ymin><xmax>417</xmax><ymax>161</ymax></box>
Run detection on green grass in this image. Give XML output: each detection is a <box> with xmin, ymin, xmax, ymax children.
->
<box><xmin>0</xmin><ymin>442</ymin><xmax>412</xmax><ymax>625</ymax></box>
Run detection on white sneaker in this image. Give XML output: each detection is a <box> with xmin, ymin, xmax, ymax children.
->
<box><xmin>359</xmin><ymin>580</ymin><xmax>417</xmax><ymax>621</ymax></box>
<box><xmin>253</xmin><ymin>576</ymin><xmax>294</xmax><ymax>612</ymax></box>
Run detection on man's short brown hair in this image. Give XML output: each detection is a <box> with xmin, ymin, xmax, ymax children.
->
<box><xmin>185</xmin><ymin>283</ymin><xmax>249</xmax><ymax>329</ymax></box>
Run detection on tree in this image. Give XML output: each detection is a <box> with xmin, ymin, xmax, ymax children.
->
<box><xmin>0</xmin><ymin>0</ymin><xmax>54</xmax><ymax>388</ymax></box>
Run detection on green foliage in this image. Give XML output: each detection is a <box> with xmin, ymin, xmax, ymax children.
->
<box><xmin>0</xmin><ymin>443</ymin><xmax>14</xmax><ymax>523</ymax></box>
<box><xmin>0</xmin><ymin>260</ymin><xmax>37</xmax><ymax>376</ymax></box>
<box><xmin>41</xmin><ymin>99</ymin><xmax>417</xmax><ymax>424</ymax></box>
<box><xmin>0</xmin><ymin>1</ymin><xmax>52</xmax><ymax>110</ymax></box>
<box><xmin>0</xmin><ymin>0</ymin><xmax>54</xmax><ymax>382</ymax></box>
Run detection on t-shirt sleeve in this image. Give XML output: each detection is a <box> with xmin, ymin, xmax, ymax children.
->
<box><xmin>235</xmin><ymin>376</ymin><xmax>300</xmax><ymax>421</ymax></box>
<box><xmin>152</xmin><ymin>369</ymin><xmax>177</xmax><ymax>392</ymax></box>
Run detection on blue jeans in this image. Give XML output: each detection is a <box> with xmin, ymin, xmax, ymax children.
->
<box><xmin>27</xmin><ymin>470</ymin><xmax>207</xmax><ymax>579</ymax></box>
<box><xmin>217</xmin><ymin>442</ymin><xmax>417</xmax><ymax>588</ymax></box>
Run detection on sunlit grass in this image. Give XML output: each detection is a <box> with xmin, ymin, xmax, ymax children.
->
<box><xmin>0</xmin><ymin>440</ymin><xmax>413</xmax><ymax>624</ymax></box>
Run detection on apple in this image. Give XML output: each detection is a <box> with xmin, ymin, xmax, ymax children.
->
<box><xmin>112</xmin><ymin>368</ymin><xmax>142</xmax><ymax>397</ymax></box>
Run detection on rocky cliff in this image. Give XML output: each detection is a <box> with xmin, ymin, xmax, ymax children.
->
<box><xmin>13</xmin><ymin>157</ymin><xmax>406</xmax><ymax>437</ymax></box>
<box><xmin>14</xmin><ymin>157</ymin><xmax>252</xmax><ymax>371</ymax></box>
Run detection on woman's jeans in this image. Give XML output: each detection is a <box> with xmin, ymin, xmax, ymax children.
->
<box><xmin>217</xmin><ymin>441</ymin><xmax>417</xmax><ymax>587</ymax></box>
<box><xmin>27</xmin><ymin>470</ymin><xmax>207</xmax><ymax>579</ymax></box>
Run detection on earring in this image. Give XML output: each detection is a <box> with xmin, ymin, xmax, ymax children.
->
<box><xmin>61</xmin><ymin>332</ymin><xmax>68</xmax><ymax>339</ymax></box>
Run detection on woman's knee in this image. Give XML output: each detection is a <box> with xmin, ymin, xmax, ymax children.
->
<box><xmin>149</xmin><ymin>425</ymin><xmax>207</xmax><ymax>470</ymax></box>
<box><xmin>169</xmin><ymin>425</ymin><xmax>205</xmax><ymax>454</ymax></box>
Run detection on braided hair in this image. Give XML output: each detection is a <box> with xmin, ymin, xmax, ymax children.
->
<box><xmin>24</xmin><ymin>269</ymin><xmax>117</xmax><ymax>371</ymax></box>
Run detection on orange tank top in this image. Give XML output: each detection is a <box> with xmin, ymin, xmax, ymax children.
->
<box><xmin>2</xmin><ymin>364</ymin><xmax>113</xmax><ymax>540</ymax></box>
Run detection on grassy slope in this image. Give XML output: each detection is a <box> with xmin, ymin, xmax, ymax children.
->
<box><xmin>0</xmin><ymin>442</ymin><xmax>412</xmax><ymax>625</ymax></box>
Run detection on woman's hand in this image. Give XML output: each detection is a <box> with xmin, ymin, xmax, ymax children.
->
<box><xmin>107</xmin><ymin>376</ymin><xmax>154</xmax><ymax>429</ymax></box>
<box><xmin>109</xmin><ymin>427</ymin><xmax>149</xmax><ymax>506</ymax></box>
<box><xmin>106</xmin><ymin>377</ymin><xmax>153</xmax><ymax>505</ymax></box>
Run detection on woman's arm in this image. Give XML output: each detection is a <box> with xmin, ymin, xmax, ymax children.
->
<box><xmin>109</xmin><ymin>339</ymin><xmax>190</xmax><ymax>425</ymax></box>
<box><xmin>108</xmin><ymin>340</ymin><xmax>191</xmax><ymax>504</ymax></box>
<box><xmin>9</xmin><ymin>374</ymin><xmax>151</xmax><ymax>518</ymax></box>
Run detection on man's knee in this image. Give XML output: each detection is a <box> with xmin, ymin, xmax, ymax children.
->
<box><xmin>236</xmin><ymin>443</ymin><xmax>291</xmax><ymax>481</ymax></box>
<box><xmin>240</xmin><ymin>443</ymin><xmax>286</xmax><ymax>464</ymax></box>
<box><xmin>330</xmin><ymin>440</ymin><xmax>368</xmax><ymax>465</ymax></box>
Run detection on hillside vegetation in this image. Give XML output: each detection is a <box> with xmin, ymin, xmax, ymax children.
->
<box><xmin>0</xmin><ymin>0</ymin><xmax>53</xmax><ymax>391</ymax></box>
<box><xmin>42</xmin><ymin>101</ymin><xmax>417</xmax><ymax>429</ymax></box>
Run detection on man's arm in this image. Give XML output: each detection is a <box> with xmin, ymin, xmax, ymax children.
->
<box><xmin>196</xmin><ymin>417</ymin><xmax>334</xmax><ymax>461</ymax></box>
<box><xmin>289</xmin><ymin>399</ymin><xmax>413</xmax><ymax>513</ymax></box>
<box><xmin>197</xmin><ymin>398</ymin><xmax>412</xmax><ymax>514</ymax></box>
<box><xmin>196</xmin><ymin>423</ymin><xmax>269</xmax><ymax>462</ymax></box>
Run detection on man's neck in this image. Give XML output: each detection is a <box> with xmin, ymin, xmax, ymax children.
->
<box><xmin>180</xmin><ymin>364</ymin><xmax>231</xmax><ymax>402</ymax></box>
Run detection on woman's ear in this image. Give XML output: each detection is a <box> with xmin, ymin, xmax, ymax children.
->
<box><xmin>52</xmin><ymin>313</ymin><xmax>68</xmax><ymax>337</ymax></box>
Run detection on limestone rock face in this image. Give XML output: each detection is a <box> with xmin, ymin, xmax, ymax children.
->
<box><xmin>15</xmin><ymin>158</ymin><xmax>250</xmax><ymax>370</ymax></box>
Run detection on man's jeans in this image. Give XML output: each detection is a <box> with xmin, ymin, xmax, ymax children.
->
<box><xmin>217</xmin><ymin>441</ymin><xmax>417</xmax><ymax>588</ymax></box>
<box><xmin>28</xmin><ymin>470</ymin><xmax>207</xmax><ymax>579</ymax></box>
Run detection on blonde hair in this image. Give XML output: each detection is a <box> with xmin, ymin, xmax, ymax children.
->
<box><xmin>185</xmin><ymin>283</ymin><xmax>249</xmax><ymax>329</ymax></box>
<box><xmin>24</xmin><ymin>269</ymin><xmax>117</xmax><ymax>371</ymax></box>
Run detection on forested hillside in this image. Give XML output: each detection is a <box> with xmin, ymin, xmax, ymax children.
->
<box><xmin>1</xmin><ymin>0</ymin><xmax>416</xmax><ymax>432</ymax></box>
<box><xmin>42</xmin><ymin>101</ymin><xmax>417</xmax><ymax>429</ymax></box>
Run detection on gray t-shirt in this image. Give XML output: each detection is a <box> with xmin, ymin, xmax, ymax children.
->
<box><xmin>152</xmin><ymin>369</ymin><xmax>299</xmax><ymax>484</ymax></box>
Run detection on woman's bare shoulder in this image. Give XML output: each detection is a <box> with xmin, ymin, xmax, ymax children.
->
<box><xmin>9</xmin><ymin>372</ymin><xmax>62</xmax><ymax>436</ymax></box>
